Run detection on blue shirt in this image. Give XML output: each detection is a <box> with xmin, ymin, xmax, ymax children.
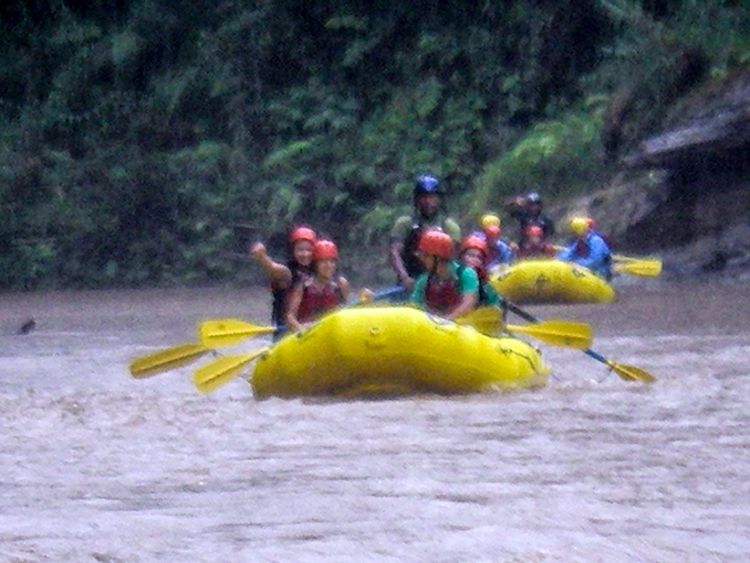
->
<box><xmin>469</xmin><ymin>230</ymin><xmax>514</xmax><ymax>268</ymax></box>
<box><xmin>488</xmin><ymin>239</ymin><xmax>514</xmax><ymax>268</ymax></box>
<box><xmin>557</xmin><ymin>232</ymin><xmax>612</xmax><ymax>280</ymax></box>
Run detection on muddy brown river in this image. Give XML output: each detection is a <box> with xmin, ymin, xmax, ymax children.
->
<box><xmin>1</xmin><ymin>279</ymin><xmax>749</xmax><ymax>562</ymax></box>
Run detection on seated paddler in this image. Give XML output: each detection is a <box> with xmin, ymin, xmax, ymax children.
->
<box><xmin>409</xmin><ymin>229</ymin><xmax>479</xmax><ymax>320</ymax></box>
<box><xmin>286</xmin><ymin>239</ymin><xmax>350</xmax><ymax>333</ymax></box>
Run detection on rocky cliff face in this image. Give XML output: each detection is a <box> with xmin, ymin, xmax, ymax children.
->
<box><xmin>557</xmin><ymin>67</ymin><xmax>750</xmax><ymax>279</ymax></box>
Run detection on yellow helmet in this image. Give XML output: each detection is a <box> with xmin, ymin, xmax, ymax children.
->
<box><xmin>569</xmin><ymin>217</ymin><xmax>590</xmax><ymax>236</ymax></box>
<box><xmin>480</xmin><ymin>213</ymin><xmax>501</xmax><ymax>229</ymax></box>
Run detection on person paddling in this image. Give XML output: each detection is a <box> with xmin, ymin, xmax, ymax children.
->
<box><xmin>389</xmin><ymin>174</ymin><xmax>461</xmax><ymax>298</ymax></box>
<box><xmin>286</xmin><ymin>239</ymin><xmax>351</xmax><ymax>333</ymax></box>
<box><xmin>557</xmin><ymin>217</ymin><xmax>613</xmax><ymax>280</ymax></box>
<box><xmin>458</xmin><ymin>234</ymin><xmax>504</xmax><ymax>307</ymax></box>
<box><xmin>409</xmin><ymin>229</ymin><xmax>478</xmax><ymax>320</ymax></box>
<box><xmin>251</xmin><ymin>225</ymin><xmax>316</xmax><ymax>340</ymax></box>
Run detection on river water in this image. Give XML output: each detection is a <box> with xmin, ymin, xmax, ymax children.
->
<box><xmin>2</xmin><ymin>280</ymin><xmax>749</xmax><ymax>563</ymax></box>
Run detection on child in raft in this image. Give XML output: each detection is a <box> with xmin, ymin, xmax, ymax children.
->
<box><xmin>250</xmin><ymin>225</ymin><xmax>317</xmax><ymax>340</ymax></box>
<box><xmin>477</xmin><ymin>213</ymin><xmax>515</xmax><ymax>272</ymax></box>
<box><xmin>286</xmin><ymin>239</ymin><xmax>351</xmax><ymax>333</ymax></box>
<box><xmin>409</xmin><ymin>229</ymin><xmax>479</xmax><ymax>320</ymax></box>
<box><xmin>458</xmin><ymin>234</ymin><xmax>504</xmax><ymax>307</ymax></box>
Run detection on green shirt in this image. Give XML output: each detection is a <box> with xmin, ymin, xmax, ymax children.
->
<box><xmin>479</xmin><ymin>280</ymin><xmax>502</xmax><ymax>306</ymax></box>
<box><xmin>410</xmin><ymin>261</ymin><xmax>479</xmax><ymax>307</ymax></box>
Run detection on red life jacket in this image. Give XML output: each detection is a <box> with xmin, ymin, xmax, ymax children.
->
<box><xmin>424</xmin><ymin>274</ymin><xmax>462</xmax><ymax>314</ymax></box>
<box><xmin>296</xmin><ymin>278</ymin><xmax>344</xmax><ymax>322</ymax></box>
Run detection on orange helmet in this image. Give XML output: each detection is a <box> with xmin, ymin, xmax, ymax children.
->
<box><xmin>312</xmin><ymin>239</ymin><xmax>338</xmax><ymax>260</ymax></box>
<box><xmin>484</xmin><ymin>224</ymin><xmax>501</xmax><ymax>239</ymax></box>
<box><xmin>460</xmin><ymin>234</ymin><xmax>488</xmax><ymax>256</ymax></box>
<box><xmin>418</xmin><ymin>229</ymin><xmax>454</xmax><ymax>260</ymax></box>
<box><xmin>289</xmin><ymin>226</ymin><xmax>317</xmax><ymax>244</ymax></box>
<box><xmin>525</xmin><ymin>225</ymin><xmax>543</xmax><ymax>238</ymax></box>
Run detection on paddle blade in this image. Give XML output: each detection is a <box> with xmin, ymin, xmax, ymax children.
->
<box><xmin>613</xmin><ymin>259</ymin><xmax>662</xmax><ymax>277</ymax></box>
<box><xmin>193</xmin><ymin>349</ymin><xmax>268</xmax><ymax>393</ymax></box>
<box><xmin>199</xmin><ymin>319</ymin><xmax>276</xmax><ymax>348</ymax></box>
<box><xmin>455</xmin><ymin>307</ymin><xmax>503</xmax><ymax>335</ymax></box>
<box><xmin>608</xmin><ymin>361</ymin><xmax>657</xmax><ymax>383</ymax></box>
<box><xmin>584</xmin><ymin>348</ymin><xmax>656</xmax><ymax>383</ymax></box>
<box><xmin>129</xmin><ymin>343</ymin><xmax>210</xmax><ymax>379</ymax></box>
<box><xmin>506</xmin><ymin>320</ymin><xmax>593</xmax><ymax>349</ymax></box>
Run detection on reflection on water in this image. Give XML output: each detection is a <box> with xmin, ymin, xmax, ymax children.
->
<box><xmin>1</xmin><ymin>281</ymin><xmax>750</xmax><ymax>562</ymax></box>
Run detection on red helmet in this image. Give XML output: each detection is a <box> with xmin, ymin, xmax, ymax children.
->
<box><xmin>586</xmin><ymin>217</ymin><xmax>596</xmax><ymax>230</ymax></box>
<box><xmin>312</xmin><ymin>239</ymin><xmax>338</xmax><ymax>260</ymax></box>
<box><xmin>484</xmin><ymin>224</ymin><xmax>501</xmax><ymax>239</ymax></box>
<box><xmin>525</xmin><ymin>225</ymin><xmax>543</xmax><ymax>238</ymax></box>
<box><xmin>418</xmin><ymin>229</ymin><xmax>454</xmax><ymax>260</ymax></box>
<box><xmin>289</xmin><ymin>226</ymin><xmax>317</xmax><ymax>245</ymax></box>
<box><xmin>460</xmin><ymin>234</ymin><xmax>488</xmax><ymax>256</ymax></box>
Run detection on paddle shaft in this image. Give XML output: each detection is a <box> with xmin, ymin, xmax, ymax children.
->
<box><xmin>502</xmin><ymin>300</ymin><xmax>654</xmax><ymax>382</ymax></box>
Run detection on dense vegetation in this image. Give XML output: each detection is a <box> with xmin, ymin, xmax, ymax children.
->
<box><xmin>1</xmin><ymin>0</ymin><xmax>748</xmax><ymax>289</ymax></box>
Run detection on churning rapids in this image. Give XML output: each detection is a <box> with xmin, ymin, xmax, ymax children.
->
<box><xmin>1</xmin><ymin>280</ymin><xmax>749</xmax><ymax>563</ymax></box>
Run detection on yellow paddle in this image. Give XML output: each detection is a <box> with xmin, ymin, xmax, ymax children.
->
<box><xmin>504</xmin><ymin>301</ymin><xmax>656</xmax><ymax>383</ymax></box>
<box><xmin>193</xmin><ymin>348</ymin><xmax>269</xmax><ymax>394</ymax></box>
<box><xmin>612</xmin><ymin>258</ymin><xmax>662</xmax><ymax>277</ymax></box>
<box><xmin>456</xmin><ymin>306</ymin><xmax>593</xmax><ymax>349</ymax></box>
<box><xmin>200</xmin><ymin>319</ymin><xmax>275</xmax><ymax>348</ymax></box>
<box><xmin>129</xmin><ymin>342</ymin><xmax>211</xmax><ymax>379</ymax></box>
<box><xmin>552</xmin><ymin>244</ymin><xmax>662</xmax><ymax>278</ymax></box>
<box><xmin>581</xmin><ymin>348</ymin><xmax>656</xmax><ymax>383</ymax></box>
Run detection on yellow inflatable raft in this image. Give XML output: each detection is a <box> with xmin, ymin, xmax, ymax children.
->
<box><xmin>490</xmin><ymin>259</ymin><xmax>616</xmax><ymax>305</ymax></box>
<box><xmin>251</xmin><ymin>306</ymin><xmax>549</xmax><ymax>399</ymax></box>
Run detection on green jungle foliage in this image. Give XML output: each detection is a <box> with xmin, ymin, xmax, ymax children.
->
<box><xmin>1</xmin><ymin>0</ymin><xmax>749</xmax><ymax>288</ymax></box>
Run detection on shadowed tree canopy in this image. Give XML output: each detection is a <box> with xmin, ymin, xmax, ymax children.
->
<box><xmin>0</xmin><ymin>0</ymin><xmax>747</xmax><ymax>289</ymax></box>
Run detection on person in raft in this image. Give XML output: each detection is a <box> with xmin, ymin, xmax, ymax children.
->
<box><xmin>286</xmin><ymin>239</ymin><xmax>351</xmax><ymax>333</ymax></box>
<box><xmin>503</xmin><ymin>191</ymin><xmax>555</xmax><ymax>245</ymax></box>
<box><xmin>458</xmin><ymin>234</ymin><xmax>504</xmax><ymax>308</ymax></box>
<box><xmin>409</xmin><ymin>229</ymin><xmax>479</xmax><ymax>320</ymax></box>
<box><xmin>557</xmin><ymin>216</ymin><xmax>613</xmax><ymax>280</ymax></box>
<box><xmin>476</xmin><ymin>213</ymin><xmax>514</xmax><ymax>272</ymax></box>
<box><xmin>515</xmin><ymin>225</ymin><xmax>557</xmax><ymax>259</ymax></box>
<box><xmin>250</xmin><ymin>225</ymin><xmax>316</xmax><ymax>341</ymax></box>
<box><xmin>389</xmin><ymin>174</ymin><xmax>461</xmax><ymax>298</ymax></box>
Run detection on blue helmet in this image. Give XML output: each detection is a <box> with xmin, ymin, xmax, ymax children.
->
<box><xmin>414</xmin><ymin>174</ymin><xmax>441</xmax><ymax>197</ymax></box>
<box><xmin>526</xmin><ymin>192</ymin><xmax>542</xmax><ymax>205</ymax></box>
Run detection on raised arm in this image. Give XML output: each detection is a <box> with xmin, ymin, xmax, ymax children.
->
<box><xmin>251</xmin><ymin>242</ymin><xmax>292</xmax><ymax>286</ymax></box>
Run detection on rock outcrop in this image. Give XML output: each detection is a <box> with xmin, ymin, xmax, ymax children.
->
<box><xmin>559</xmin><ymin>66</ymin><xmax>750</xmax><ymax>279</ymax></box>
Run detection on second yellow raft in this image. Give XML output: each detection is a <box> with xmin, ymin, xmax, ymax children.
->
<box><xmin>490</xmin><ymin>259</ymin><xmax>616</xmax><ymax>305</ymax></box>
